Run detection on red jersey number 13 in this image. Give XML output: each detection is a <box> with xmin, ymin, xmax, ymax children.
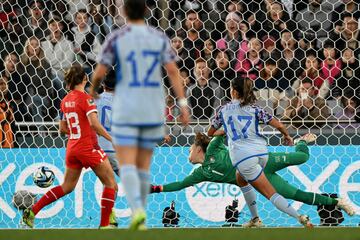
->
<box><xmin>65</xmin><ymin>112</ymin><xmax>81</xmax><ymax>139</ymax></box>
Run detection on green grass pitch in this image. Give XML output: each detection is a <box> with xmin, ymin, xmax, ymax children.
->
<box><xmin>2</xmin><ymin>228</ymin><xmax>360</xmax><ymax>240</ymax></box>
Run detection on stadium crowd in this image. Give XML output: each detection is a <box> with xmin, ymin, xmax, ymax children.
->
<box><xmin>0</xmin><ymin>0</ymin><xmax>360</xmax><ymax>147</ymax></box>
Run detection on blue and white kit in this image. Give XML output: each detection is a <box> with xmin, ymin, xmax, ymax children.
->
<box><xmin>97</xmin><ymin>24</ymin><xmax>177</xmax><ymax>149</ymax></box>
<box><xmin>211</xmin><ymin>100</ymin><xmax>273</xmax><ymax>182</ymax></box>
<box><xmin>95</xmin><ymin>91</ymin><xmax>119</xmax><ymax>175</ymax></box>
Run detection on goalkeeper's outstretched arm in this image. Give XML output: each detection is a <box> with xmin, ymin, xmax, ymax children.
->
<box><xmin>151</xmin><ymin>168</ymin><xmax>206</xmax><ymax>193</ymax></box>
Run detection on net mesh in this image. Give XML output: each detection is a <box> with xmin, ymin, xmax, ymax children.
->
<box><xmin>0</xmin><ymin>0</ymin><xmax>359</xmax><ymax>228</ymax></box>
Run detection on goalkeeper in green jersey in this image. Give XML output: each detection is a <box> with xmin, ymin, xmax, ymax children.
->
<box><xmin>151</xmin><ymin>133</ymin><xmax>354</xmax><ymax>227</ymax></box>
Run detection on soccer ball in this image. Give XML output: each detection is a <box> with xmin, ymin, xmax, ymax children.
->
<box><xmin>12</xmin><ymin>190</ymin><xmax>36</xmax><ymax>210</ymax></box>
<box><xmin>33</xmin><ymin>166</ymin><xmax>55</xmax><ymax>188</ymax></box>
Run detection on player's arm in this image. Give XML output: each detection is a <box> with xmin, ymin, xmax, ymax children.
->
<box><xmin>213</xmin><ymin>129</ymin><xmax>225</xmax><ymax>136</ymax></box>
<box><xmin>87</xmin><ymin>112</ymin><xmax>112</xmax><ymax>142</ymax></box>
<box><xmin>268</xmin><ymin>118</ymin><xmax>293</xmax><ymax>145</ymax></box>
<box><xmin>208</xmin><ymin>106</ymin><xmax>224</xmax><ymax>137</ymax></box>
<box><xmin>164</xmin><ymin>62</ymin><xmax>190</xmax><ymax>126</ymax></box>
<box><xmin>90</xmin><ymin>64</ymin><xmax>108</xmax><ymax>99</ymax></box>
<box><xmin>151</xmin><ymin>167</ymin><xmax>206</xmax><ymax>193</ymax></box>
<box><xmin>90</xmin><ymin>32</ymin><xmax>115</xmax><ymax>98</ymax></box>
<box><xmin>59</xmin><ymin>120</ymin><xmax>69</xmax><ymax>134</ymax></box>
<box><xmin>58</xmin><ymin>109</ymin><xmax>68</xmax><ymax>134</ymax></box>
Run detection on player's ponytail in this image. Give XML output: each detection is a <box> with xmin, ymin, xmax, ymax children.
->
<box><xmin>231</xmin><ymin>77</ymin><xmax>257</xmax><ymax>106</ymax></box>
<box><xmin>64</xmin><ymin>64</ymin><xmax>86</xmax><ymax>90</ymax></box>
<box><xmin>194</xmin><ymin>132</ymin><xmax>211</xmax><ymax>153</ymax></box>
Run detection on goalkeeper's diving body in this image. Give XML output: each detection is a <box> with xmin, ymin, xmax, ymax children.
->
<box><xmin>151</xmin><ymin>133</ymin><xmax>355</xmax><ymax>227</ymax></box>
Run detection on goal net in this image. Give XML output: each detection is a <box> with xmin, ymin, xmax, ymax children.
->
<box><xmin>0</xmin><ymin>0</ymin><xmax>359</xmax><ymax>228</ymax></box>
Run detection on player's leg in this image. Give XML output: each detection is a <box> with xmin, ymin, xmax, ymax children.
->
<box><xmin>23</xmin><ymin>167</ymin><xmax>82</xmax><ymax>228</ymax></box>
<box><xmin>104</xmin><ymin>153</ymin><xmax>120</xmax><ymax>226</ymax></box>
<box><xmin>265</xmin><ymin>141</ymin><xmax>309</xmax><ymax>174</ymax></box>
<box><xmin>265</xmin><ymin>134</ymin><xmax>316</xmax><ymax>174</ymax></box>
<box><xmin>107</xmin><ymin>152</ymin><xmax>120</xmax><ymax>177</ymax></box>
<box><xmin>91</xmin><ymin>156</ymin><xmax>117</xmax><ymax>228</ymax></box>
<box><xmin>267</xmin><ymin>173</ymin><xmax>355</xmax><ymax>215</ymax></box>
<box><xmin>129</xmin><ymin>126</ymin><xmax>163</xmax><ymax>230</ymax></box>
<box><xmin>136</xmin><ymin>148</ymin><xmax>153</xmax><ymax>208</ymax></box>
<box><xmin>137</xmin><ymin>126</ymin><xmax>164</xmax><ymax>208</ymax></box>
<box><xmin>131</xmin><ymin>147</ymin><xmax>153</xmax><ymax>230</ymax></box>
<box><xmin>235</xmin><ymin>172</ymin><xmax>261</xmax><ymax>227</ymax></box>
<box><xmin>115</xmin><ymin>145</ymin><xmax>147</xmax><ymax>230</ymax></box>
<box><xmin>115</xmin><ymin>145</ymin><xmax>143</xmax><ymax>210</ymax></box>
<box><xmin>237</xmin><ymin>157</ymin><xmax>312</xmax><ymax>227</ymax></box>
<box><xmin>267</xmin><ymin>173</ymin><xmax>336</xmax><ymax>205</ymax></box>
<box><xmin>113</xmin><ymin>126</ymin><xmax>143</xmax><ymax>216</ymax></box>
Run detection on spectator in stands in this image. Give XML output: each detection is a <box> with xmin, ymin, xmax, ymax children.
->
<box><xmin>236</xmin><ymin>37</ymin><xmax>263</xmax><ymax>80</ymax></box>
<box><xmin>203</xmin><ymin>39</ymin><xmax>215</xmax><ymax>68</ymax></box>
<box><xmin>332</xmin><ymin>0</ymin><xmax>360</xmax><ymax>33</ymax></box>
<box><xmin>280</xmin><ymin>0</ymin><xmax>309</xmax><ymax>19</ymax></box>
<box><xmin>0</xmin><ymin>73</ymin><xmax>14</xmax><ymax>148</ymax></box>
<box><xmin>171</xmin><ymin>35</ymin><xmax>187</xmax><ymax>69</ymax></box>
<box><xmin>215</xmin><ymin>0</ymin><xmax>252</xmax><ymax>40</ymax></box>
<box><xmin>318</xmin><ymin>40</ymin><xmax>342</xmax><ymax>98</ymax></box>
<box><xmin>20</xmin><ymin>36</ymin><xmax>56</xmax><ymax>122</ymax></box>
<box><xmin>330</xmin><ymin>13</ymin><xmax>360</xmax><ymax>53</ymax></box>
<box><xmin>335</xmin><ymin>92</ymin><xmax>360</xmax><ymax>128</ymax></box>
<box><xmin>262</xmin><ymin>35</ymin><xmax>281</xmax><ymax>61</ymax></box>
<box><xmin>254</xmin><ymin>59</ymin><xmax>286</xmax><ymax>114</ymax></box>
<box><xmin>177</xmin><ymin>10</ymin><xmax>208</xmax><ymax>73</ymax></box>
<box><xmin>187</xmin><ymin>58</ymin><xmax>224</xmax><ymax>119</ymax></box>
<box><xmin>50</xmin><ymin>0</ymin><xmax>72</xmax><ymax>39</ymax></box>
<box><xmin>22</xmin><ymin>0</ymin><xmax>48</xmax><ymax>41</ymax></box>
<box><xmin>67</xmin><ymin>0</ymin><xmax>89</xmax><ymax>19</ymax></box>
<box><xmin>72</xmin><ymin>9</ymin><xmax>101</xmax><ymax>73</ymax></box>
<box><xmin>216</xmin><ymin>12</ymin><xmax>248</xmax><ymax>69</ymax></box>
<box><xmin>212</xmin><ymin>50</ymin><xmax>235</xmax><ymax>101</ymax></box>
<box><xmin>1</xmin><ymin>53</ymin><xmax>31</xmax><ymax>122</ymax></box>
<box><xmin>51</xmin><ymin>0</ymin><xmax>72</xmax><ymax>22</ymax></box>
<box><xmin>332</xmin><ymin>48</ymin><xmax>360</xmax><ymax>98</ymax></box>
<box><xmin>277</xmin><ymin>31</ymin><xmax>304</xmax><ymax>88</ymax></box>
<box><xmin>180</xmin><ymin>68</ymin><xmax>192</xmax><ymax>90</ymax></box>
<box><xmin>0</xmin><ymin>1</ymin><xmax>16</xmax><ymax>34</ymax></box>
<box><xmin>293</xmin><ymin>50</ymin><xmax>321</xmax><ymax>92</ymax></box>
<box><xmin>42</xmin><ymin>17</ymin><xmax>73</xmax><ymax>110</ymax></box>
<box><xmin>283</xmin><ymin>78</ymin><xmax>330</xmax><ymax>128</ymax></box>
<box><xmin>42</xmin><ymin>17</ymin><xmax>74</xmax><ymax>81</ymax></box>
<box><xmin>89</xmin><ymin>3</ymin><xmax>111</xmax><ymax>44</ymax></box>
<box><xmin>0</xmin><ymin>15</ymin><xmax>26</xmax><ymax>68</ymax></box>
<box><xmin>296</xmin><ymin>0</ymin><xmax>334</xmax><ymax>48</ymax></box>
<box><xmin>177</xmin><ymin>0</ymin><xmax>212</xmax><ymax>25</ymax></box>
<box><xmin>260</xmin><ymin>1</ymin><xmax>297</xmax><ymax>40</ymax></box>
<box><xmin>108</xmin><ymin>0</ymin><xmax>126</xmax><ymax>29</ymax></box>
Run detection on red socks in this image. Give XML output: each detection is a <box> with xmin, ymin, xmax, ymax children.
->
<box><xmin>100</xmin><ymin>187</ymin><xmax>116</xmax><ymax>227</ymax></box>
<box><xmin>32</xmin><ymin>186</ymin><xmax>65</xmax><ymax>215</ymax></box>
<box><xmin>31</xmin><ymin>185</ymin><xmax>115</xmax><ymax>227</ymax></box>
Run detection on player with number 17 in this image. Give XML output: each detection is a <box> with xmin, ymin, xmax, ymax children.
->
<box><xmin>208</xmin><ymin>77</ymin><xmax>313</xmax><ymax>227</ymax></box>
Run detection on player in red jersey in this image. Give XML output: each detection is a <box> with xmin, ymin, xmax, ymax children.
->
<box><xmin>22</xmin><ymin>64</ymin><xmax>117</xmax><ymax>229</ymax></box>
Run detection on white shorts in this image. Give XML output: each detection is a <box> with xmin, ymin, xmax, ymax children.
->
<box><xmin>112</xmin><ymin>125</ymin><xmax>165</xmax><ymax>149</ymax></box>
<box><xmin>234</xmin><ymin>153</ymin><xmax>268</xmax><ymax>182</ymax></box>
